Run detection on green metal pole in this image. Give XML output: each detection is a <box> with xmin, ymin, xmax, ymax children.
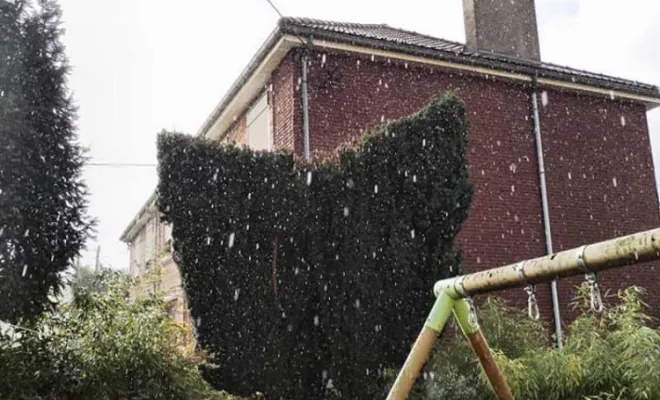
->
<box><xmin>453</xmin><ymin>299</ymin><xmax>514</xmax><ymax>400</ymax></box>
<box><xmin>386</xmin><ymin>291</ymin><xmax>454</xmax><ymax>400</ymax></box>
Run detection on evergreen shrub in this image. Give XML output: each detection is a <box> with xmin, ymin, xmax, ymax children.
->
<box><xmin>157</xmin><ymin>93</ymin><xmax>473</xmax><ymax>398</ymax></box>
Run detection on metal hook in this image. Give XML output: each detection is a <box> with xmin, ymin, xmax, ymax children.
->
<box><xmin>525</xmin><ymin>284</ymin><xmax>540</xmax><ymax>320</ymax></box>
<box><xmin>465</xmin><ymin>296</ymin><xmax>479</xmax><ymax>329</ymax></box>
<box><xmin>586</xmin><ymin>273</ymin><xmax>604</xmax><ymax>313</ymax></box>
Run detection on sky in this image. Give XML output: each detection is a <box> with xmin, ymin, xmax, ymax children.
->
<box><xmin>57</xmin><ymin>0</ymin><xmax>660</xmax><ymax>270</ymax></box>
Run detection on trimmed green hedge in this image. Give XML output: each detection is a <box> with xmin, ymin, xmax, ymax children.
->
<box><xmin>156</xmin><ymin>93</ymin><xmax>473</xmax><ymax>398</ymax></box>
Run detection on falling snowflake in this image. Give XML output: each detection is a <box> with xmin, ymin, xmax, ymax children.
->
<box><xmin>541</xmin><ymin>91</ymin><xmax>549</xmax><ymax>107</ymax></box>
<box><xmin>228</xmin><ymin>232</ymin><xmax>235</xmax><ymax>248</ymax></box>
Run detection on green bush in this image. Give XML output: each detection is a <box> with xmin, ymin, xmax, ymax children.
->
<box><xmin>406</xmin><ymin>286</ymin><xmax>660</xmax><ymax>400</ymax></box>
<box><xmin>0</xmin><ymin>275</ymin><xmax>238</xmax><ymax>400</ymax></box>
<box><xmin>156</xmin><ymin>93</ymin><xmax>473</xmax><ymax>398</ymax></box>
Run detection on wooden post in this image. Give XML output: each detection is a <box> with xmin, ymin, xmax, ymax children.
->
<box><xmin>453</xmin><ymin>298</ymin><xmax>513</xmax><ymax>400</ymax></box>
<box><xmin>386</xmin><ymin>291</ymin><xmax>454</xmax><ymax>400</ymax></box>
<box><xmin>465</xmin><ymin>330</ymin><xmax>513</xmax><ymax>400</ymax></box>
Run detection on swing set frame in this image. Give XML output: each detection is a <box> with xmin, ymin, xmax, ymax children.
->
<box><xmin>386</xmin><ymin>227</ymin><xmax>660</xmax><ymax>400</ymax></box>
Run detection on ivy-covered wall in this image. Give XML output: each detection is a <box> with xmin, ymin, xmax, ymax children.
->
<box><xmin>156</xmin><ymin>93</ymin><xmax>473</xmax><ymax>399</ymax></box>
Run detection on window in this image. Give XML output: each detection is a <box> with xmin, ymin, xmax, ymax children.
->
<box><xmin>131</xmin><ymin>230</ymin><xmax>146</xmax><ymax>276</ymax></box>
<box><xmin>163</xmin><ymin>223</ymin><xmax>173</xmax><ymax>252</ymax></box>
<box><xmin>145</xmin><ymin>218</ymin><xmax>156</xmax><ymax>265</ymax></box>
<box><xmin>246</xmin><ymin>91</ymin><xmax>271</xmax><ymax>151</ymax></box>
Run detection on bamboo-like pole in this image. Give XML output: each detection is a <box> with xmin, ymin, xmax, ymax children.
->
<box><xmin>386</xmin><ymin>291</ymin><xmax>454</xmax><ymax>400</ymax></box>
<box><xmin>389</xmin><ymin>227</ymin><xmax>660</xmax><ymax>400</ymax></box>
<box><xmin>453</xmin><ymin>298</ymin><xmax>513</xmax><ymax>400</ymax></box>
<box><xmin>466</xmin><ymin>331</ymin><xmax>513</xmax><ymax>400</ymax></box>
<box><xmin>434</xmin><ymin>227</ymin><xmax>660</xmax><ymax>299</ymax></box>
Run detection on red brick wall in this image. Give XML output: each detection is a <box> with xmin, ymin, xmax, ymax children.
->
<box><xmin>221</xmin><ymin>52</ymin><xmax>300</xmax><ymax>151</ymax></box>
<box><xmin>539</xmin><ymin>88</ymin><xmax>660</xmax><ymax>320</ymax></box>
<box><xmin>224</xmin><ymin>116</ymin><xmax>247</xmax><ymax>146</ymax></box>
<box><xmin>283</xmin><ymin>48</ymin><xmax>660</xmax><ymax>322</ymax></box>
<box><xmin>271</xmin><ymin>52</ymin><xmax>301</xmax><ymax>153</ymax></box>
<box><xmin>302</xmin><ymin>49</ymin><xmax>550</xmax><ymax>310</ymax></box>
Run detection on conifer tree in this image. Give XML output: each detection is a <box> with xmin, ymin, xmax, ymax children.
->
<box><xmin>0</xmin><ymin>0</ymin><xmax>92</xmax><ymax>323</ymax></box>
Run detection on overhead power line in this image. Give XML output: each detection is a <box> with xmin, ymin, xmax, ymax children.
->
<box><xmin>262</xmin><ymin>0</ymin><xmax>308</xmax><ymax>47</ymax></box>
<box><xmin>265</xmin><ymin>0</ymin><xmax>284</xmax><ymax>18</ymax></box>
<box><xmin>85</xmin><ymin>162</ymin><xmax>157</xmax><ymax>168</ymax></box>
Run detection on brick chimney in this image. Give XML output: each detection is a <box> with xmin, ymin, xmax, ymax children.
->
<box><xmin>463</xmin><ymin>0</ymin><xmax>541</xmax><ymax>60</ymax></box>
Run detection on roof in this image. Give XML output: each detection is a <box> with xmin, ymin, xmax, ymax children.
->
<box><xmin>195</xmin><ymin>16</ymin><xmax>660</xmax><ymax>142</ymax></box>
<box><xmin>279</xmin><ymin>17</ymin><xmax>660</xmax><ymax>98</ymax></box>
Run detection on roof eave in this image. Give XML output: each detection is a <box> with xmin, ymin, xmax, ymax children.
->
<box><xmin>195</xmin><ymin>23</ymin><xmax>285</xmax><ymax>138</ymax></box>
<box><xmin>281</xmin><ymin>23</ymin><xmax>660</xmax><ymax>104</ymax></box>
<box><xmin>120</xmin><ymin>23</ymin><xmax>295</xmax><ymax>243</ymax></box>
<box><xmin>119</xmin><ymin>192</ymin><xmax>157</xmax><ymax>243</ymax></box>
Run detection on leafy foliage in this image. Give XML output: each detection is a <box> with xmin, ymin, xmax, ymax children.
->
<box><xmin>69</xmin><ymin>265</ymin><xmax>122</xmax><ymax>299</ymax></box>
<box><xmin>157</xmin><ymin>93</ymin><xmax>473</xmax><ymax>398</ymax></box>
<box><xmin>0</xmin><ymin>274</ymin><xmax>239</xmax><ymax>400</ymax></box>
<box><xmin>0</xmin><ymin>0</ymin><xmax>92</xmax><ymax>323</ymax></box>
<box><xmin>410</xmin><ymin>286</ymin><xmax>660</xmax><ymax>400</ymax></box>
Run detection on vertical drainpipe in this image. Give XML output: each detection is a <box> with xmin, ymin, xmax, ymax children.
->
<box><xmin>531</xmin><ymin>74</ymin><xmax>564</xmax><ymax>349</ymax></box>
<box><xmin>301</xmin><ymin>48</ymin><xmax>311</xmax><ymax>160</ymax></box>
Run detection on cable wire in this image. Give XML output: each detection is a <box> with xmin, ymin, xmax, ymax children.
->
<box><xmin>264</xmin><ymin>0</ymin><xmax>284</xmax><ymax>18</ymax></box>
<box><xmin>262</xmin><ymin>0</ymin><xmax>308</xmax><ymax>47</ymax></box>
<box><xmin>85</xmin><ymin>162</ymin><xmax>156</xmax><ymax>168</ymax></box>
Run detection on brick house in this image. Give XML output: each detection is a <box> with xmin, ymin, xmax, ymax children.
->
<box><xmin>122</xmin><ymin>1</ymin><xmax>660</xmax><ymax>337</ymax></box>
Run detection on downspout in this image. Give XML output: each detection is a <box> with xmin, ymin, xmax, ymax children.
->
<box><xmin>301</xmin><ymin>49</ymin><xmax>311</xmax><ymax>160</ymax></box>
<box><xmin>531</xmin><ymin>75</ymin><xmax>564</xmax><ymax>349</ymax></box>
